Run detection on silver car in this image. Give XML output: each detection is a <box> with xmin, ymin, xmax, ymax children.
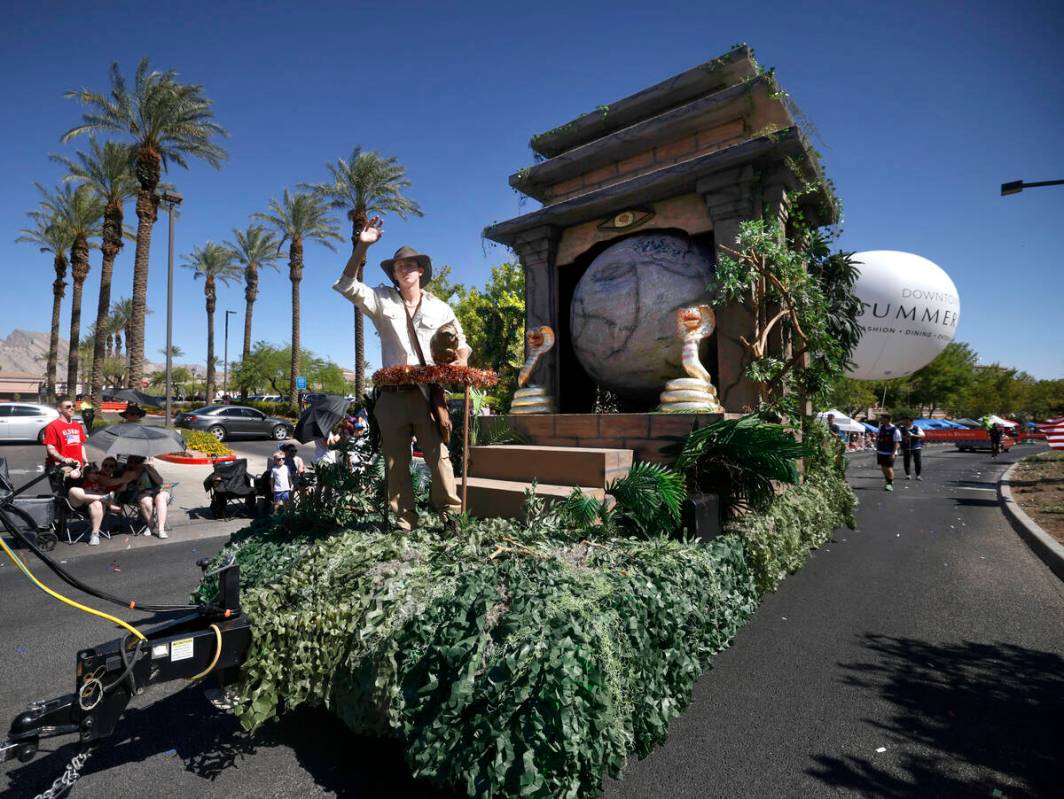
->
<box><xmin>0</xmin><ymin>403</ymin><xmax>65</xmax><ymax>443</ymax></box>
<box><xmin>175</xmin><ymin>405</ymin><xmax>292</xmax><ymax>442</ymax></box>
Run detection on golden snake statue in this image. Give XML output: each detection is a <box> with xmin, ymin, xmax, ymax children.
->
<box><xmin>658</xmin><ymin>305</ymin><xmax>724</xmax><ymax>413</ymax></box>
<box><xmin>510</xmin><ymin>325</ymin><xmax>556</xmax><ymax>415</ymax></box>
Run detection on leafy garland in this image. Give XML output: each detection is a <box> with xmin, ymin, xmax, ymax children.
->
<box><xmin>373</xmin><ymin>364</ymin><xmax>498</xmax><ymax>389</ymax></box>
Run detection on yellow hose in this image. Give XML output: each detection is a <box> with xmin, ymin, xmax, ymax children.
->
<box><xmin>0</xmin><ymin>536</ymin><xmax>147</xmax><ymax>642</ymax></box>
<box><xmin>188</xmin><ymin>624</ymin><xmax>223</xmax><ymax>682</ymax></box>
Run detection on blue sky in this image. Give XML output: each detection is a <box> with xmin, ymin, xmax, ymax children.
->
<box><xmin>2</xmin><ymin>0</ymin><xmax>1062</xmax><ymax>379</ymax></box>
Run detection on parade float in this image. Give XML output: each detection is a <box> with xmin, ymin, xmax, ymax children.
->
<box><xmin>3</xmin><ymin>45</ymin><xmax>859</xmax><ymax>799</ymax></box>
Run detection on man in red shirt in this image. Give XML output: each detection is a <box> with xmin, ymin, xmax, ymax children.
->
<box><xmin>42</xmin><ymin>396</ymin><xmax>87</xmax><ymax>475</ymax></box>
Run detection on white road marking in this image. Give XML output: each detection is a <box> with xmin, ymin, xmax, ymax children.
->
<box><xmin>954</xmin><ymin>487</ymin><xmax>996</xmax><ymax>493</ymax></box>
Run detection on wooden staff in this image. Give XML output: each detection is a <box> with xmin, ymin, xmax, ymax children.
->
<box><xmin>462</xmin><ymin>385</ymin><xmax>470</xmax><ymax>513</ymax></box>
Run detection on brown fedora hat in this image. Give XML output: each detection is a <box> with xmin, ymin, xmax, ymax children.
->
<box><xmin>380</xmin><ymin>246</ymin><xmax>433</xmax><ymax>286</ymax></box>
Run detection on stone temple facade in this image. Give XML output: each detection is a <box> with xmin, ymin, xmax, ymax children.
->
<box><xmin>483</xmin><ymin>45</ymin><xmax>838</xmax><ymax>413</ymax></box>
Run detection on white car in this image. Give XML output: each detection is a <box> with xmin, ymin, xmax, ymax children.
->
<box><xmin>0</xmin><ymin>403</ymin><xmax>69</xmax><ymax>443</ymax></box>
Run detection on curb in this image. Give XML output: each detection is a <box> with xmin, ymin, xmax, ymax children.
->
<box><xmin>998</xmin><ymin>461</ymin><xmax>1064</xmax><ymax>582</ymax></box>
<box><xmin>157</xmin><ymin>452</ymin><xmax>236</xmax><ymax>465</ymax></box>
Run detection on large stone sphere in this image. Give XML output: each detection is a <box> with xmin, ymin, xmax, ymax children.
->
<box><xmin>570</xmin><ymin>232</ymin><xmax>715</xmax><ymax>398</ymax></box>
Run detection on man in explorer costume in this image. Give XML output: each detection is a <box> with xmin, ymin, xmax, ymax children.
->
<box><xmin>333</xmin><ymin>215</ymin><xmax>469</xmax><ymax>532</ymax></box>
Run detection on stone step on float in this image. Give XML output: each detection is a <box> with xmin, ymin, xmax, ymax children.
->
<box><xmin>458</xmin><ymin>476</ymin><xmax>611</xmax><ymax>521</ymax></box>
<box><xmin>466</xmin><ymin>444</ymin><xmax>633</xmax><ymax>489</ymax></box>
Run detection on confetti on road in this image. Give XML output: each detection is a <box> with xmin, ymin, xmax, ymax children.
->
<box><xmin>15</xmin><ymin>645</ymin><xmax>28</xmax><ymax>654</ymax></box>
<box><xmin>991</xmin><ymin>789</ymin><xmax>1004</xmax><ymax>798</ymax></box>
<box><xmin>162</xmin><ymin>748</ymin><xmax>178</xmax><ymax>757</ymax></box>
<box><xmin>875</xmin><ymin>746</ymin><xmax>887</xmax><ymax>753</ymax></box>
<box><xmin>110</xmin><ymin>561</ymin><xmax>121</xmax><ymax>573</ymax></box>
<box><xmin>781</xmin><ymin>617</ymin><xmax>788</xmax><ymax>621</ymax></box>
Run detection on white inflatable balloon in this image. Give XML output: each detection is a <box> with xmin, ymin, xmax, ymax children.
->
<box><xmin>846</xmin><ymin>251</ymin><xmax>960</xmax><ymax>380</ymax></box>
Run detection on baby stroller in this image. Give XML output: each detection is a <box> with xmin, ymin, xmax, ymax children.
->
<box><xmin>203</xmin><ymin>458</ymin><xmax>257</xmax><ymax>519</ymax></box>
<box><xmin>0</xmin><ymin>457</ymin><xmax>59</xmax><ymax>551</ymax></box>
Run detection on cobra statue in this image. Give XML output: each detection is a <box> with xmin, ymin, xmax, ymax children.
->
<box><xmin>510</xmin><ymin>325</ymin><xmax>556</xmax><ymax>415</ymax></box>
<box><xmin>658</xmin><ymin>305</ymin><xmax>724</xmax><ymax>413</ymax></box>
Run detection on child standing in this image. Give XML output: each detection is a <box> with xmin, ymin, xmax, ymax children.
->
<box><xmin>270</xmin><ymin>451</ymin><xmax>292</xmax><ymax>512</ymax></box>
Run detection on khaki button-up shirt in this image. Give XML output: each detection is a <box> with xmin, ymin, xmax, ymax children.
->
<box><xmin>332</xmin><ymin>274</ymin><xmax>468</xmax><ymax>369</ymax></box>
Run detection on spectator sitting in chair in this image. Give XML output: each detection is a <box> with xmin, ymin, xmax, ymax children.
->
<box><xmin>121</xmin><ymin>455</ymin><xmax>171</xmax><ymax>538</ymax></box>
<box><xmin>67</xmin><ymin>462</ymin><xmax>135</xmax><ymax>546</ymax></box>
<box><xmin>42</xmin><ymin>396</ymin><xmax>87</xmax><ymax>482</ymax></box>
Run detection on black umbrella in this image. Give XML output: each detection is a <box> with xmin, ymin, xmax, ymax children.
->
<box><xmin>108</xmin><ymin>388</ymin><xmax>166</xmax><ymax>409</ymax></box>
<box><xmin>293</xmin><ymin>395</ymin><xmax>350</xmax><ymax>444</ymax></box>
<box><xmin>87</xmin><ymin>423</ymin><xmax>186</xmax><ymax>458</ymax></box>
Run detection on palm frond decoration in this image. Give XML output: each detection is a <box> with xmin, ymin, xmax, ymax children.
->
<box><xmin>607</xmin><ymin>461</ymin><xmax>687</xmax><ymax>538</ymax></box>
<box><xmin>555</xmin><ymin>488</ymin><xmax>601</xmax><ymax>533</ymax></box>
<box><xmin>677</xmin><ymin>414</ymin><xmax>811</xmax><ymax>515</ymax></box>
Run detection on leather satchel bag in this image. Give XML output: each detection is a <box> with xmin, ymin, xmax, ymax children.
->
<box><xmin>404</xmin><ymin>304</ymin><xmax>452</xmax><ymax>443</ymax></box>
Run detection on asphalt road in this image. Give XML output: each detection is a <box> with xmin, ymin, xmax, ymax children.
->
<box><xmin>1</xmin><ymin>445</ymin><xmax>1061</xmax><ymax>798</ymax></box>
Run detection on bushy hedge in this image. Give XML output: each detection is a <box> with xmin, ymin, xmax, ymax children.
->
<box><xmin>194</xmin><ymin>427</ymin><xmax>854</xmax><ymax>797</ymax></box>
<box><xmin>183</xmin><ymin>429</ymin><xmax>234</xmax><ymax>457</ymax></box>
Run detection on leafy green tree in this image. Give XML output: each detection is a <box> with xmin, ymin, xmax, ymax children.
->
<box><xmin>37</xmin><ymin>183</ymin><xmax>104</xmax><ymax>395</ymax></box>
<box><xmin>255</xmin><ymin>191</ymin><xmax>342</xmax><ymax>409</ymax></box>
<box><xmin>305</xmin><ymin>148</ymin><xmax>422</xmax><ymax>398</ymax></box>
<box><xmin>226</xmin><ymin>225</ymin><xmax>283</xmax><ymax>393</ymax></box>
<box><xmin>826</xmin><ymin>377</ymin><xmax>877</xmax><ymax>417</ymax></box>
<box><xmin>907</xmin><ymin>342</ymin><xmax>977</xmax><ymax>415</ymax></box>
<box><xmin>451</xmin><ymin>262</ymin><xmax>525</xmax><ymax>401</ymax></box>
<box><xmin>229</xmin><ymin>342</ymin><xmax>346</xmax><ymax>396</ymax></box>
<box><xmin>182</xmin><ymin>242</ymin><xmax>241</xmax><ymax>400</ymax></box>
<box><xmin>64</xmin><ymin>57</ymin><xmax>229</xmax><ymax>387</ymax></box>
<box><xmin>17</xmin><ymin>206</ymin><xmax>74</xmax><ymax>401</ymax></box>
<box><xmin>714</xmin><ymin>219</ymin><xmax>860</xmax><ymax>415</ymax></box>
<box><xmin>52</xmin><ymin>139</ymin><xmax>139</xmax><ymax>406</ymax></box>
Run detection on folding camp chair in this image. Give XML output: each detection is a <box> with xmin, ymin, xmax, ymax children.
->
<box><xmin>117</xmin><ymin>483</ymin><xmax>177</xmax><ymax>537</ymax></box>
<box><xmin>203</xmin><ymin>459</ymin><xmax>256</xmax><ymax>519</ymax></box>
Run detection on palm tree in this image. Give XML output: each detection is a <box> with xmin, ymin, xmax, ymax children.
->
<box><xmin>16</xmin><ymin>207</ymin><xmax>74</xmax><ymax>401</ymax></box>
<box><xmin>110</xmin><ymin>298</ymin><xmax>133</xmax><ymax>384</ymax></box>
<box><xmin>37</xmin><ymin>183</ymin><xmax>104</xmax><ymax>396</ymax></box>
<box><xmin>305</xmin><ymin>148</ymin><xmax>422</xmax><ymax>397</ymax></box>
<box><xmin>52</xmin><ymin>139</ymin><xmax>139</xmax><ymax>406</ymax></box>
<box><xmin>182</xmin><ymin>243</ymin><xmax>241</xmax><ymax>401</ymax></box>
<box><xmin>63</xmin><ymin>57</ymin><xmax>229</xmax><ymax>388</ymax></box>
<box><xmin>254</xmin><ymin>191</ymin><xmax>341</xmax><ymax>408</ymax></box>
<box><xmin>226</xmin><ymin>225</ymin><xmax>282</xmax><ymax>395</ymax></box>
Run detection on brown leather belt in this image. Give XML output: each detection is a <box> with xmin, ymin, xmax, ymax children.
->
<box><xmin>379</xmin><ymin>384</ymin><xmax>421</xmax><ymax>392</ymax></box>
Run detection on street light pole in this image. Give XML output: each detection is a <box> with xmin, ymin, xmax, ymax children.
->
<box><xmin>223</xmin><ymin>309</ymin><xmax>236</xmax><ymax>399</ymax></box>
<box><xmin>1001</xmin><ymin>178</ymin><xmax>1064</xmax><ymax>196</ymax></box>
<box><xmin>161</xmin><ymin>192</ymin><xmax>183</xmax><ymax>426</ymax></box>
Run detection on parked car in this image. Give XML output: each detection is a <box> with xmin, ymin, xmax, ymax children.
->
<box><xmin>175</xmin><ymin>405</ymin><xmax>292</xmax><ymax>442</ymax></box>
<box><xmin>246</xmin><ymin>394</ymin><xmax>282</xmax><ymax>403</ymax></box>
<box><xmin>0</xmin><ymin>403</ymin><xmax>86</xmax><ymax>443</ymax></box>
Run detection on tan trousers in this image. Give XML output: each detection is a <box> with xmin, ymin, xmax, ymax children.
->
<box><xmin>374</xmin><ymin>388</ymin><xmax>461</xmax><ymax>530</ymax></box>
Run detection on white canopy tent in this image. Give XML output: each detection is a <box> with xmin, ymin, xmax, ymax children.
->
<box><xmin>817</xmin><ymin>409</ymin><xmax>866</xmax><ymax>434</ymax></box>
<box><xmin>986</xmin><ymin>415</ymin><xmax>1018</xmax><ymax>428</ymax></box>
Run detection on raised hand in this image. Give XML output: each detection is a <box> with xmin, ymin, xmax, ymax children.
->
<box><xmin>359</xmin><ymin>216</ymin><xmax>384</xmax><ymax>246</ymax></box>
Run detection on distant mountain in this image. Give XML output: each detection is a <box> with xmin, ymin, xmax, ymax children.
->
<box><xmin>0</xmin><ymin>329</ymin><xmax>63</xmax><ymax>375</ymax></box>
<box><xmin>0</xmin><ymin>329</ymin><xmax>205</xmax><ymax>377</ymax></box>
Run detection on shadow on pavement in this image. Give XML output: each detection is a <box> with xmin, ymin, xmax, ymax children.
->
<box><xmin>952</xmin><ymin>497</ymin><xmax>1001</xmax><ymax>508</ymax></box>
<box><xmin>806</xmin><ymin>634</ymin><xmax>1064</xmax><ymax>798</ymax></box>
<box><xmin>5</xmin><ymin>687</ymin><xmax>454</xmax><ymax>798</ymax></box>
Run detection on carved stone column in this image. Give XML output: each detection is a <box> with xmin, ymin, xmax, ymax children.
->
<box><xmin>511</xmin><ymin>225</ymin><xmax>561</xmax><ymax>402</ymax></box>
<box><xmin>698</xmin><ymin>166</ymin><xmax>761</xmax><ymax>413</ymax></box>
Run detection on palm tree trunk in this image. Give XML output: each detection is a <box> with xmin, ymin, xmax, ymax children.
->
<box><xmin>352</xmin><ymin>209</ymin><xmax>368</xmax><ymax>399</ymax></box>
<box><xmin>242</xmin><ymin>264</ymin><xmax>257</xmax><ymax>398</ymax></box>
<box><xmin>47</xmin><ymin>253</ymin><xmax>68</xmax><ymax>402</ymax></box>
<box><xmin>289</xmin><ymin>238</ymin><xmax>303</xmax><ymax>410</ymax></box>
<box><xmin>125</xmin><ymin>323</ymin><xmax>132</xmax><ymax>387</ymax></box>
<box><xmin>90</xmin><ymin>203</ymin><xmax>123</xmax><ymax>406</ymax></box>
<box><xmin>66</xmin><ymin>234</ymin><xmax>91</xmax><ymax>396</ymax></box>
<box><xmin>206</xmin><ymin>280</ymin><xmax>217</xmax><ymax>401</ymax></box>
<box><xmin>129</xmin><ymin>148</ymin><xmax>161</xmax><ymax>388</ymax></box>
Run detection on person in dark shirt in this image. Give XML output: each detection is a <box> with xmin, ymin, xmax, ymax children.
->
<box><xmin>876</xmin><ymin>414</ymin><xmax>902</xmax><ymax>492</ymax></box>
<box><xmin>899</xmin><ymin>417</ymin><xmax>926</xmax><ymax>481</ymax></box>
<box><xmin>989</xmin><ymin>423</ymin><xmax>1003</xmax><ymax>458</ymax></box>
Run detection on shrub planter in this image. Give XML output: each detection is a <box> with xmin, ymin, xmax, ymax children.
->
<box><xmin>158</xmin><ymin>451</ymin><xmax>237</xmax><ymax>465</ymax></box>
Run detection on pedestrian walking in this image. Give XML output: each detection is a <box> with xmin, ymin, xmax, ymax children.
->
<box><xmin>270</xmin><ymin>450</ymin><xmax>292</xmax><ymax>512</ymax></box>
<box><xmin>900</xmin><ymin>417</ymin><xmax>925</xmax><ymax>480</ymax></box>
<box><xmin>989</xmin><ymin>423</ymin><xmax>1003</xmax><ymax>458</ymax></box>
<box><xmin>77</xmin><ymin>394</ymin><xmax>95</xmax><ymax>434</ymax></box>
<box><xmin>875</xmin><ymin>413</ymin><xmax>902</xmax><ymax>491</ymax></box>
<box><xmin>333</xmin><ymin>215</ymin><xmax>469</xmax><ymax>533</ymax></box>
